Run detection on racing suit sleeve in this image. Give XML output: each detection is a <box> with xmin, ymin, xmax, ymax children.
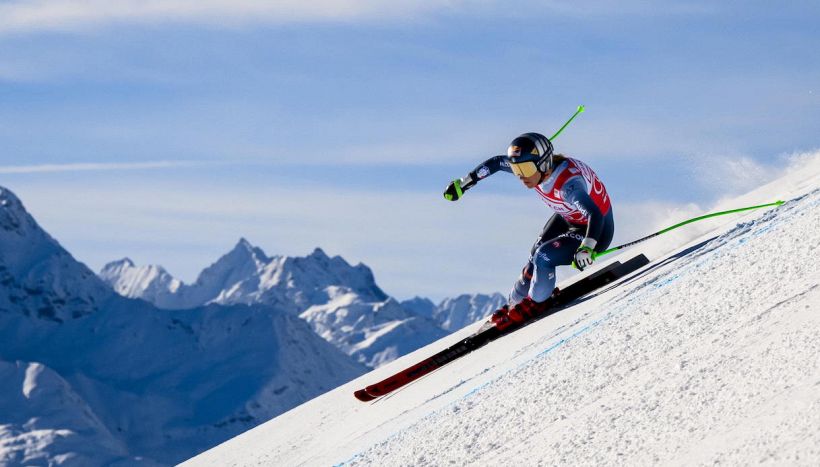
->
<box><xmin>457</xmin><ymin>155</ymin><xmax>512</xmax><ymax>190</ymax></box>
<box><xmin>561</xmin><ymin>176</ymin><xmax>605</xmax><ymax>246</ymax></box>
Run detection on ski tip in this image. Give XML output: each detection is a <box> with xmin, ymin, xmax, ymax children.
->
<box><xmin>354</xmin><ymin>389</ymin><xmax>377</xmax><ymax>402</ymax></box>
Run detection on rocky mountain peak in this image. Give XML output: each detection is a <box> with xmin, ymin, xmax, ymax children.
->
<box><xmin>0</xmin><ymin>186</ymin><xmax>111</xmax><ymax>322</ymax></box>
<box><xmin>0</xmin><ymin>186</ymin><xmax>37</xmax><ymax>236</ymax></box>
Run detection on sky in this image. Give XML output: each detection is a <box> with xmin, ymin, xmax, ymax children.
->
<box><xmin>1</xmin><ymin>0</ymin><xmax>819</xmax><ymax>300</ymax></box>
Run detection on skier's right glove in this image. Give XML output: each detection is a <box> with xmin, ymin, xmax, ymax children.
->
<box><xmin>574</xmin><ymin>246</ymin><xmax>595</xmax><ymax>271</ymax></box>
<box><xmin>443</xmin><ymin>179</ymin><xmax>465</xmax><ymax>201</ymax></box>
<box><xmin>573</xmin><ymin>237</ymin><xmax>598</xmax><ymax>271</ymax></box>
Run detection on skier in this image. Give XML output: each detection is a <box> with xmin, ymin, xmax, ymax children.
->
<box><xmin>443</xmin><ymin>132</ymin><xmax>614</xmax><ymax>328</ymax></box>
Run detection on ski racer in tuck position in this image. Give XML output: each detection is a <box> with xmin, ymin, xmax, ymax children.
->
<box><xmin>443</xmin><ymin>132</ymin><xmax>614</xmax><ymax>329</ymax></box>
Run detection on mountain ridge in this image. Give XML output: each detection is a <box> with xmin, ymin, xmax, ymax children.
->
<box><xmin>0</xmin><ymin>184</ymin><xmax>537</xmax><ymax>465</ymax></box>
<box><xmin>98</xmin><ymin>239</ymin><xmax>501</xmax><ymax>368</ymax></box>
<box><xmin>0</xmin><ymin>186</ymin><xmax>368</xmax><ymax>465</ymax></box>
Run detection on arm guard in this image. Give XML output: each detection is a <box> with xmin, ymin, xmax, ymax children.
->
<box><xmin>459</xmin><ymin>155</ymin><xmax>512</xmax><ymax>189</ymax></box>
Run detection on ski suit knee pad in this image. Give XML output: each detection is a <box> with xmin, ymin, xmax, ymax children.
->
<box><xmin>529</xmin><ymin>248</ymin><xmax>558</xmax><ymax>303</ymax></box>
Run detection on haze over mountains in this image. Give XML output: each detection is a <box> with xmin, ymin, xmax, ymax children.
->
<box><xmin>0</xmin><ymin>185</ymin><xmax>503</xmax><ymax>465</ymax></box>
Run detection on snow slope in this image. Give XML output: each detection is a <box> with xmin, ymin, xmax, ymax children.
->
<box><xmin>184</xmin><ymin>152</ymin><xmax>820</xmax><ymax>466</ymax></box>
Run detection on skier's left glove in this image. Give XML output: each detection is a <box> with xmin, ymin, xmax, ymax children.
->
<box><xmin>443</xmin><ymin>179</ymin><xmax>465</xmax><ymax>201</ymax></box>
<box><xmin>443</xmin><ymin>172</ymin><xmax>477</xmax><ymax>201</ymax></box>
<box><xmin>573</xmin><ymin>238</ymin><xmax>597</xmax><ymax>271</ymax></box>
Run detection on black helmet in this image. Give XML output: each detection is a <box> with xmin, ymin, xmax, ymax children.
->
<box><xmin>507</xmin><ymin>132</ymin><xmax>554</xmax><ymax>177</ymax></box>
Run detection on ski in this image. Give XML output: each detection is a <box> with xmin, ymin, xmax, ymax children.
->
<box><xmin>353</xmin><ymin>254</ymin><xmax>650</xmax><ymax>402</ymax></box>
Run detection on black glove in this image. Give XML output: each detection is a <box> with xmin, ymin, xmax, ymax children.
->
<box><xmin>443</xmin><ymin>179</ymin><xmax>464</xmax><ymax>201</ymax></box>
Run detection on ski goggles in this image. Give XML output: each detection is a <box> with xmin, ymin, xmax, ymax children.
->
<box><xmin>509</xmin><ymin>160</ymin><xmax>540</xmax><ymax>178</ymax></box>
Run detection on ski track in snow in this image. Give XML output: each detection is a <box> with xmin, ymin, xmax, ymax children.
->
<box><xmin>185</xmin><ymin>158</ymin><xmax>820</xmax><ymax>467</ymax></box>
<box><xmin>344</xmin><ymin>190</ymin><xmax>820</xmax><ymax>466</ymax></box>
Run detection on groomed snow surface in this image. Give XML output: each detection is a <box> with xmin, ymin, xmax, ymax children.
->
<box><xmin>187</xmin><ymin>156</ymin><xmax>820</xmax><ymax>466</ymax></box>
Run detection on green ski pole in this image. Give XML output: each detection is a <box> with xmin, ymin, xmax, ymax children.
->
<box><xmin>444</xmin><ymin>105</ymin><xmax>585</xmax><ymax>201</ymax></box>
<box><xmin>590</xmin><ymin>200</ymin><xmax>785</xmax><ymax>262</ymax></box>
<box><xmin>550</xmin><ymin>105</ymin><xmax>585</xmax><ymax>141</ymax></box>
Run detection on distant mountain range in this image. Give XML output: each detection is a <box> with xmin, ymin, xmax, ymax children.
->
<box><xmin>401</xmin><ymin>293</ymin><xmax>507</xmax><ymax>332</ymax></box>
<box><xmin>98</xmin><ymin>239</ymin><xmax>500</xmax><ymax>368</ymax></box>
<box><xmin>0</xmin><ymin>185</ymin><xmax>504</xmax><ymax>465</ymax></box>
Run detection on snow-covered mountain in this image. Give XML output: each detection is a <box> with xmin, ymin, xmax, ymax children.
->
<box><xmin>0</xmin><ymin>186</ymin><xmax>367</xmax><ymax>465</ymax></box>
<box><xmin>301</xmin><ymin>290</ymin><xmax>447</xmax><ymax>368</ymax></box>
<box><xmin>398</xmin><ymin>296</ymin><xmax>437</xmax><ymax>319</ymax></box>
<box><xmin>403</xmin><ymin>293</ymin><xmax>507</xmax><ymax>331</ymax></box>
<box><xmin>0</xmin><ymin>361</ymin><xmax>129</xmax><ymax>466</ymax></box>
<box><xmin>183</xmin><ymin>154</ymin><xmax>820</xmax><ymax>466</ymax></box>
<box><xmin>98</xmin><ymin>258</ymin><xmax>183</xmax><ymax>309</ymax></box>
<box><xmin>100</xmin><ymin>240</ymin><xmax>387</xmax><ymax>311</ymax></box>
<box><xmin>0</xmin><ymin>187</ymin><xmax>112</xmax><ymax>322</ymax></box>
<box><xmin>100</xmin><ymin>241</ymin><xmax>448</xmax><ymax>368</ymax></box>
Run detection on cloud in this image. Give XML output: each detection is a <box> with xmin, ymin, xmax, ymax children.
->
<box><xmin>686</xmin><ymin>153</ymin><xmax>784</xmax><ymax>197</ymax></box>
<box><xmin>0</xmin><ymin>0</ymin><xmax>454</xmax><ymax>34</ymax></box>
<box><xmin>0</xmin><ymin>161</ymin><xmax>210</xmax><ymax>174</ymax></box>
<box><xmin>611</xmin><ymin>149</ymin><xmax>820</xmax><ymax>263</ymax></box>
<box><xmin>0</xmin><ymin>0</ymin><xmax>718</xmax><ymax>35</ymax></box>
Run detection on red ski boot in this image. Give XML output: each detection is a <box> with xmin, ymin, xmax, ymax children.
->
<box><xmin>490</xmin><ymin>297</ymin><xmax>541</xmax><ymax>331</ymax></box>
<box><xmin>507</xmin><ymin>296</ymin><xmax>543</xmax><ymax>323</ymax></box>
<box><xmin>490</xmin><ymin>305</ymin><xmax>514</xmax><ymax>331</ymax></box>
<box><xmin>491</xmin><ymin>289</ymin><xmax>562</xmax><ymax>331</ymax></box>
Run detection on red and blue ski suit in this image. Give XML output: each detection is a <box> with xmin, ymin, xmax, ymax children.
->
<box><xmin>466</xmin><ymin>156</ymin><xmax>614</xmax><ymax>304</ymax></box>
